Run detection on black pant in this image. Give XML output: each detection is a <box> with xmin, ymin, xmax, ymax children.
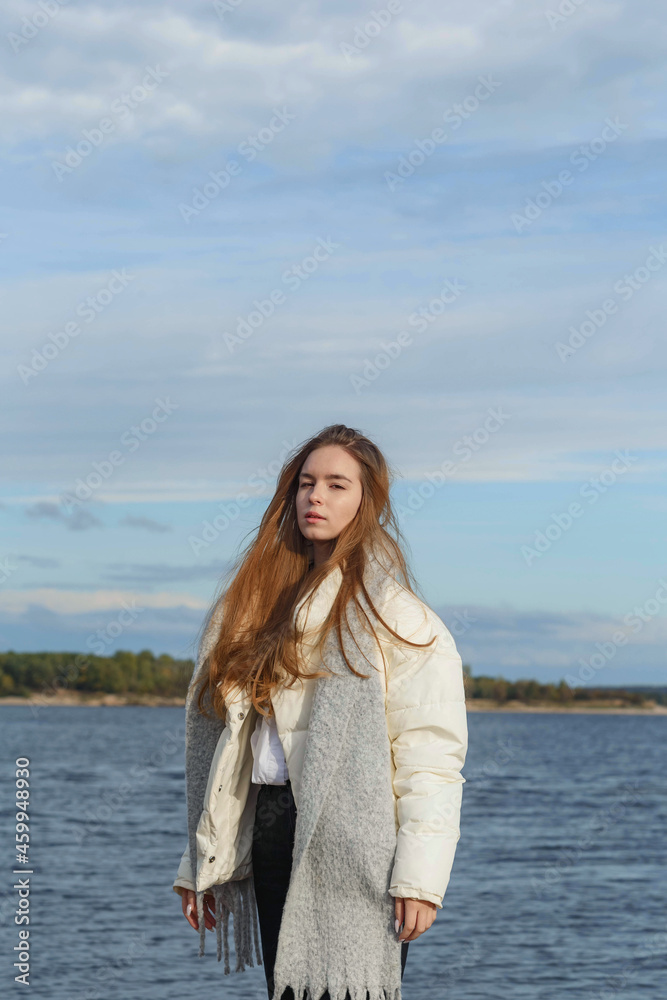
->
<box><xmin>251</xmin><ymin>779</ymin><xmax>409</xmax><ymax>1000</ymax></box>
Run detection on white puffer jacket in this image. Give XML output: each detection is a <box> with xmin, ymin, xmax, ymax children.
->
<box><xmin>173</xmin><ymin>564</ymin><xmax>468</xmax><ymax>909</ymax></box>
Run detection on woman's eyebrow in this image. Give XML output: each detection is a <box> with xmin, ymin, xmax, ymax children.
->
<box><xmin>299</xmin><ymin>473</ymin><xmax>353</xmax><ymax>483</ymax></box>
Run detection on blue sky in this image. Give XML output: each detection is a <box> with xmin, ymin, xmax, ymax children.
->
<box><xmin>2</xmin><ymin>0</ymin><xmax>666</xmax><ymax>686</ymax></box>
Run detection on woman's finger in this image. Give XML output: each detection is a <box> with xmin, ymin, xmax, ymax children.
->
<box><xmin>400</xmin><ymin>914</ymin><xmax>417</xmax><ymax>942</ymax></box>
<box><xmin>203</xmin><ymin>894</ymin><xmax>216</xmax><ymax>928</ymax></box>
<box><xmin>183</xmin><ymin>892</ymin><xmax>198</xmax><ymax>930</ymax></box>
<box><xmin>394</xmin><ymin>896</ymin><xmax>405</xmax><ymax>935</ymax></box>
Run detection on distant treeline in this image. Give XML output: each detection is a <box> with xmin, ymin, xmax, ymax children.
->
<box><xmin>0</xmin><ymin>650</ymin><xmax>194</xmax><ymax>699</ymax></box>
<box><xmin>463</xmin><ymin>667</ymin><xmax>667</xmax><ymax>706</ymax></box>
<box><xmin>0</xmin><ymin>650</ymin><xmax>664</xmax><ymax>706</ymax></box>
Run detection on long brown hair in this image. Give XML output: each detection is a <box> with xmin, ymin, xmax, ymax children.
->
<box><xmin>195</xmin><ymin>423</ymin><xmax>436</xmax><ymax>722</ymax></box>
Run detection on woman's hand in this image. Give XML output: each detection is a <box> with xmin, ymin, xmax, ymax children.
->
<box><xmin>394</xmin><ymin>896</ymin><xmax>437</xmax><ymax>942</ymax></box>
<box><xmin>181</xmin><ymin>889</ymin><xmax>217</xmax><ymax>931</ymax></box>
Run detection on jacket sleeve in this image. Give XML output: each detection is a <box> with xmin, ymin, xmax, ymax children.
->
<box><xmin>384</xmin><ymin>589</ymin><xmax>468</xmax><ymax>909</ymax></box>
<box><xmin>173</xmin><ymin>843</ymin><xmax>195</xmax><ymax>896</ymax></box>
<box><xmin>172</xmin><ymin>599</ymin><xmax>227</xmax><ymax>898</ymax></box>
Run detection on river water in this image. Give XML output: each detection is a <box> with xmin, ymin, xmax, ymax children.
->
<box><xmin>0</xmin><ymin>706</ymin><xmax>664</xmax><ymax>999</ymax></box>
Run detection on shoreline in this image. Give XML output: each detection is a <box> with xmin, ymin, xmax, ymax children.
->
<box><xmin>0</xmin><ymin>693</ymin><xmax>665</xmax><ymax>714</ymax></box>
<box><xmin>465</xmin><ymin>698</ymin><xmax>667</xmax><ymax>715</ymax></box>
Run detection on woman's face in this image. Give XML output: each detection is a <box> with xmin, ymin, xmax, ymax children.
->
<box><xmin>296</xmin><ymin>445</ymin><xmax>363</xmax><ymax>555</ymax></box>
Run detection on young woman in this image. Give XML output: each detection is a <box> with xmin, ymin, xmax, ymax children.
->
<box><xmin>173</xmin><ymin>423</ymin><xmax>468</xmax><ymax>1000</ymax></box>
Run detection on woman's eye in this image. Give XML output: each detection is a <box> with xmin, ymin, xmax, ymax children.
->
<box><xmin>299</xmin><ymin>483</ymin><xmax>344</xmax><ymax>489</ymax></box>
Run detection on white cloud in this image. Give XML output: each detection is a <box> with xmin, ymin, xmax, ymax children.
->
<box><xmin>1</xmin><ymin>0</ymin><xmax>664</xmax><ymax>158</ymax></box>
<box><xmin>0</xmin><ymin>588</ymin><xmax>207</xmax><ymax>616</ymax></box>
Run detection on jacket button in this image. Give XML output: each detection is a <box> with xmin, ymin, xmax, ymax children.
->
<box><xmin>238</xmin><ymin>711</ymin><xmax>245</xmax><ymax>719</ymax></box>
<box><xmin>208</xmin><ymin>856</ymin><xmax>215</xmax><ymax>863</ymax></box>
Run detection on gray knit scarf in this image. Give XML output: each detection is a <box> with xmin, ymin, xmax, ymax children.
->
<box><xmin>183</xmin><ymin>551</ymin><xmax>405</xmax><ymax>1000</ymax></box>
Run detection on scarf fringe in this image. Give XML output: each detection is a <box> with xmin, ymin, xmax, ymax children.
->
<box><xmin>271</xmin><ymin>979</ymin><xmax>402</xmax><ymax>1000</ymax></box>
<box><xmin>195</xmin><ymin>877</ymin><xmax>263</xmax><ymax>975</ymax></box>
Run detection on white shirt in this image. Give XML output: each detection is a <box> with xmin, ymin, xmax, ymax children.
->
<box><xmin>250</xmin><ymin>709</ymin><xmax>289</xmax><ymax>785</ymax></box>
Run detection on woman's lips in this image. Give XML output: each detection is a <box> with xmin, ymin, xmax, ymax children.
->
<box><xmin>305</xmin><ymin>513</ymin><xmax>325</xmax><ymax>520</ymax></box>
